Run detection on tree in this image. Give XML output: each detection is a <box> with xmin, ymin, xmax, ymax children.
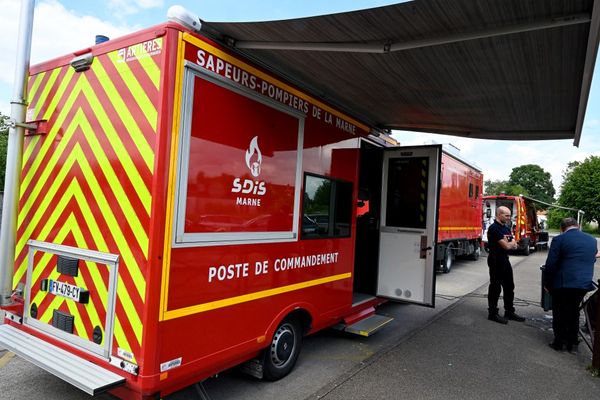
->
<box><xmin>0</xmin><ymin>112</ymin><xmax>9</xmax><ymax>191</ymax></box>
<box><xmin>557</xmin><ymin>156</ymin><xmax>600</xmax><ymax>225</ymax></box>
<box><xmin>484</xmin><ymin>179</ymin><xmax>526</xmax><ymax>197</ymax></box>
<box><xmin>508</xmin><ymin>164</ymin><xmax>555</xmax><ymax>206</ymax></box>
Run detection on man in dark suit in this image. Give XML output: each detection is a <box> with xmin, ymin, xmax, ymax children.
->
<box><xmin>544</xmin><ymin>217</ymin><xmax>597</xmax><ymax>352</ymax></box>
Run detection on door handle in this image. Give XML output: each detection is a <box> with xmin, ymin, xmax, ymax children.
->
<box><xmin>421</xmin><ymin>246</ymin><xmax>432</xmax><ymax>251</ymax></box>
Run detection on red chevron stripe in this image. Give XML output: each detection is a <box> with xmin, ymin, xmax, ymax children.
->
<box><xmin>74</xmin><ymin>96</ymin><xmax>152</xmax><ymax>226</ymax></box>
<box><xmin>18</xmin><ymin>73</ymin><xmax>83</xmax><ymax>202</ymax></box>
<box><xmin>113</xmin><ymin>291</ymin><xmax>142</xmax><ymax>355</ymax></box>
<box><xmin>86</xmin><ymin>63</ymin><xmax>155</xmax><ymax>176</ymax></box>
<box><xmin>27</xmin><ymin>66</ymin><xmax>70</xmax><ymax>120</ymax></box>
<box><xmin>94</xmin><ymin>55</ymin><xmax>158</xmax><ymax>142</ymax></box>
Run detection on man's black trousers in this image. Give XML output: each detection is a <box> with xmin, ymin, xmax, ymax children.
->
<box><xmin>488</xmin><ymin>263</ymin><xmax>515</xmax><ymax>315</ymax></box>
<box><xmin>551</xmin><ymin>288</ymin><xmax>587</xmax><ymax>347</ymax></box>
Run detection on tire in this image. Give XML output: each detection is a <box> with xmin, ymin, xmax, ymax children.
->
<box><xmin>263</xmin><ymin>318</ymin><xmax>302</xmax><ymax>381</ymax></box>
<box><xmin>522</xmin><ymin>238</ymin><xmax>531</xmax><ymax>256</ymax></box>
<box><xmin>442</xmin><ymin>244</ymin><xmax>453</xmax><ymax>273</ymax></box>
<box><xmin>469</xmin><ymin>243</ymin><xmax>481</xmax><ymax>261</ymax></box>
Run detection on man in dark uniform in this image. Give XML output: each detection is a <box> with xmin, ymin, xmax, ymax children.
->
<box><xmin>487</xmin><ymin>206</ymin><xmax>526</xmax><ymax>324</ymax></box>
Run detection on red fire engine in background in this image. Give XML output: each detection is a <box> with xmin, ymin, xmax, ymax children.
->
<box><xmin>0</xmin><ymin>7</ymin><xmax>443</xmax><ymax>399</ymax></box>
<box><xmin>436</xmin><ymin>148</ymin><xmax>483</xmax><ymax>273</ymax></box>
<box><xmin>482</xmin><ymin>194</ymin><xmax>545</xmax><ymax>255</ymax></box>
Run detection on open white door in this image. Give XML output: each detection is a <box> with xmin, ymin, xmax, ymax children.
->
<box><xmin>377</xmin><ymin>145</ymin><xmax>441</xmax><ymax>306</ymax></box>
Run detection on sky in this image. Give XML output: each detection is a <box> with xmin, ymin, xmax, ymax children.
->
<box><xmin>0</xmin><ymin>0</ymin><xmax>599</xmax><ymax>194</ymax></box>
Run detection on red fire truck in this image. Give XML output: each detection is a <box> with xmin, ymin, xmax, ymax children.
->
<box><xmin>0</xmin><ymin>8</ymin><xmax>442</xmax><ymax>400</ymax></box>
<box><xmin>482</xmin><ymin>195</ymin><xmax>543</xmax><ymax>255</ymax></box>
<box><xmin>436</xmin><ymin>148</ymin><xmax>483</xmax><ymax>273</ymax></box>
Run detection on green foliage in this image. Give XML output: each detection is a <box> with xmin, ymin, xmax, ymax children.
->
<box><xmin>586</xmin><ymin>364</ymin><xmax>600</xmax><ymax>377</ymax></box>
<box><xmin>558</xmin><ymin>156</ymin><xmax>600</xmax><ymax>225</ymax></box>
<box><xmin>483</xmin><ymin>179</ymin><xmax>527</xmax><ymax>197</ymax></box>
<box><xmin>305</xmin><ymin>179</ymin><xmax>331</xmax><ymax>214</ymax></box>
<box><xmin>546</xmin><ymin>208</ymin><xmax>572</xmax><ymax>229</ymax></box>
<box><xmin>0</xmin><ymin>112</ymin><xmax>9</xmax><ymax>191</ymax></box>
<box><xmin>508</xmin><ymin>164</ymin><xmax>555</xmax><ymax>206</ymax></box>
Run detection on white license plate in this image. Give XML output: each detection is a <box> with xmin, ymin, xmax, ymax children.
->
<box><xmin>48</xmin><ymin>280</ymin><xmax>83</xmax><ymax>302</ymax></box>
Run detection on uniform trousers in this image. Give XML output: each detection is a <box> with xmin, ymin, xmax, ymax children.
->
<box><xmin>488</xmin><ymin>262</ymin><xmax>515</xmax><ymax>315</ymax></box>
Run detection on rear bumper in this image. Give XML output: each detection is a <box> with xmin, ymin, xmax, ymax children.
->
<box><xmin>0</xmin><ymin>323</ymin><xmax>125</xmax><ymax>395</ymax></box>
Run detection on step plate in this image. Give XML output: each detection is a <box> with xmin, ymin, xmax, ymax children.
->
<box><xmin>0</xmin><ymin>324</ymin><xmax>124</xmax><ymax>395</ymax></box>
<box><xmin>344</xmin><ymin>314</ymin><xmax>393</xmax><ymax>337</ymax></box>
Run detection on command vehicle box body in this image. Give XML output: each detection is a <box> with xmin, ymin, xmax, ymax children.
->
<box><xmin>0</xmin><ymin>18</ymin><xmax>441</xmax><ymax>399</ymax></box>
<box><xmin>436</xmin><ymin>148</ymin><xmax>483</xmax><ymax>273</ymax></box>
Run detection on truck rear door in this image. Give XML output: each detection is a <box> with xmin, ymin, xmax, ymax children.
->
<box><xmin>377</xmin><ymin>145</ymin><xmax>441</xmax><ymax>307</ymax></box>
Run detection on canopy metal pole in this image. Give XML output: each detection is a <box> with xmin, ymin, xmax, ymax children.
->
<box><xmin>0</xmin><ymin>0</ymin><xmax>35</xmax><ymax>306</ymax></box>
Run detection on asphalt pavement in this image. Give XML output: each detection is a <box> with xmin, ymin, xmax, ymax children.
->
<box><xmin>308</xmin><ymin>247</ymin><xmax>600</xmax><ymax>400</ymax></box>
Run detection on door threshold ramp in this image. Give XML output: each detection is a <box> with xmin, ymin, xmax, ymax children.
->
<box><xmin>0</xmin><ymin>324</ymin><xmax>125</xmax><ymax>395</ymax></box>
<box><xmin>344</xmin><ymin>314</ymin><xmax>393</xmax><ymax>337</ymax></box>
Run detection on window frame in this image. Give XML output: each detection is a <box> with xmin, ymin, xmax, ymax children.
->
<box><xmin>172</xmin><ymin>62</ymin><xmax>305</xmax><ymax>248</ymax></box>
<box><xmin>301</xmin><ymin>172</ymin><xmax>353</xmax><ymax>240</ymax></box>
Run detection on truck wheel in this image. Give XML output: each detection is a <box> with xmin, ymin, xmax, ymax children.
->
<box><xmin>442</xmin><ymin>244</ymin><xmax>453</xmax><ymax>273</ymax></box>
<box><xmin>263</xmin><ymin>318</ymin><xmax>302</xmax><ymax>380</ymax></box>
<box><xmin>469</xmin><ymin>244</ymin><xmax>481</xmax><ymax>261</ymax></box>
<box><xmin>520</xmin><ymin>238</ymin><xmax>530</xmax><ymax>256</ymax></box>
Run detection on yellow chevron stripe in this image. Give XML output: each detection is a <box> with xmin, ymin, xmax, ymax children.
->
<box><xmin>135</xmin><ymin>39</ymin><xmax>162</xmax><ymax>90</ymax></box>
<box><xmin>29</xmin><ymin>252</ymin><xmax>54</xmax><ymax>306</ymax></box>
<box><xmin>42</xmin><ymin>67</ymin><xmax>76</xmax><ymax>122</ymax></box>
<box><xmin>66</xmin><ymin>301</ymin><xmax>89</xmax><ymax>340</ymax></box>
<box><xmin>18</xmin><ymin>97</ymin><xmax>149</xmax><ymax>263</ymax></box>
<box><xmin>15</xmin><ymin>145</ymin><xmax>147</xmax><ymax>301</ymax></box>
<box><xmin>39</xmin><ymin>295</ymin><xmax>63</xmax><ymax>324</ymax></box>
<box><xmin>107</xmin><ymin>50</ymin><xmax>159</xmax><ymax>132</ymax></box>
<box><xmin>20</xmin><ymin>71</ymin><xmax>152</xmax><ymax>225</ymax></box>
<box><xmin>28</xmin><ymin>71</ymin><xmax>45</xmax><ymax>103</ymax></box>
<box><xmin>72</xmin><ymin>145</ymin><xmax>146</xmax><ymax>300</ymax></box>
<box><xmin>21</xmin><ymin>135</ymin><xmax>41</xmax><ymax>172</ymax></box>
<box><xmin>164</xmin><ymin>273</ymin><xmax>352</xmax><ymax>320</ymax></box>
<box><xmin>69</xmin><ymin>218</ymin><xmax>109</xmax><ymax>336</ymax></box>
<box><xmin>160</xmin><ymin>33</ymin><xmax>186</xmax><ymax>320</ymax></box>
<box><xmin>28</xmin><ymin>212</ymin><xmax>138</xmax><ymax>349</ymax></box>
<box><xmin>79</xmin><ymin>75</ymin><xmax>152</xmax><ymax>217</ymax></box>
<box><xmin>116</xmin><ymin>275</ymin><xmax>142</xmax><ymax>344</ymax></box>
<box><xmin>20</xmin><ymin>67</ymin><xmax>79</xmax><ymax>200</ymax></box>
<box><xmin>17</xmin><ymin>116</ymin><xmax>82</xmax><ymax>258</ymax></box>
<box><xmin>74</xmin><ymin>95</ymin><xmax>150</xmax><ymax>250</ymax></box>
<box><xmin>93</xmin><ymin>57</ymin><xmax>155</xmax><ymax>171</ymax></box>
<box><xmin>26</xmin><ymin>72</ymin><xmax>46</xmax><ymax>122</ymax></box>
<box><xmin>112</xmin><ymin>315</ymin><xmax>135</xmax><ymax>363</ymax></box>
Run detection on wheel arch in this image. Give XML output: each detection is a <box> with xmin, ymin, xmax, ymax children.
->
<box><xmin>264</xmin><ymin>303</ymin><xmax>315</xmax><ymax>342</ymax></box>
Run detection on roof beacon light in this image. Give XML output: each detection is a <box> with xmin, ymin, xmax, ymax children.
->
<box><xmin>167</xmin><ymin>5</ymin><xmax>201</xmax><ymax>32</ymax></box>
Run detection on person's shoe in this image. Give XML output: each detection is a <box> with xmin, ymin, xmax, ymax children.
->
<box><xmin>566</xmin><ymin>344</ymin><xmax>579</xmax><ymax>354</ymax></box>
<box><xmin>488</xmin><ymin>314</ymin><xmax>508</xmax><ymax>324</ymax></box>
<box><xmin>504</xmin><ymin>311</ymin><xmax>526</xmax><ymax>322</ymax></box>
<box><xmin>549</xmin><ymin>342</ymin><xmax>564</xmax><ymax>351</ymax></box>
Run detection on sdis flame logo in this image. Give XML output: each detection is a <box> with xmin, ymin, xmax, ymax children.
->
<box><xmin>232</xmin><ymin>136</ymin><xmax>266</xmax><ymax>204</ymax></box>
<box><xmin>245</xmin><ymin>136</ymin><xmax>262</xmax><ymax>177</ymax></box>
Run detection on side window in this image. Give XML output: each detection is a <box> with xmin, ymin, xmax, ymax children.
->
<box><xmin>173</xmin><ymin>68</ymin><xmax>304</xmax><ymax>246</ymax></box>
<box><xmin>469</xmin><ymin>183</ymin><xmax>474</xmax><ymax>198</ymax></box>
<box><xmin>302</xmin><ymin>174</ymin><xmax>352</xmax><ymax>239</ymax></box>
<box><xmin>475</xmin><ymin>185</ymin><xmax>480</xmax><ymax>199</ymax></box>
